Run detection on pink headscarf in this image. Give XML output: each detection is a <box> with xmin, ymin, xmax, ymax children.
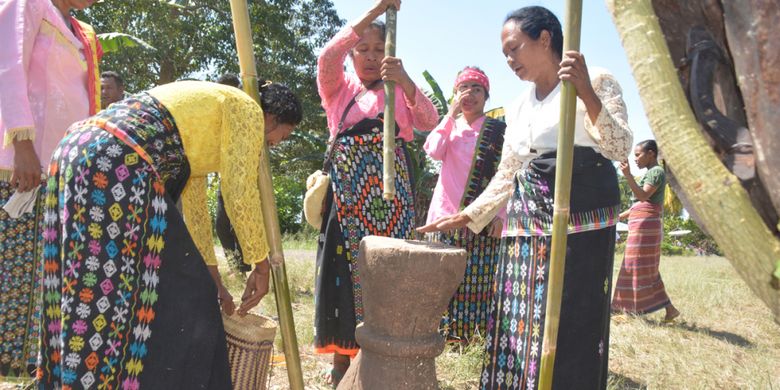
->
<box><xmin>454</xmin><ymin>67</ymin><xmax>490</xmax><ymax>93</ymax></box>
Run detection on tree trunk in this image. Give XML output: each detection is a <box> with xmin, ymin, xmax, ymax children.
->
<box><xmin>721</xmin><ymin>1</ymin><xmax>780</xmax><ymax>218</ymax></box>
<box><xmin>648</xmin><ymin>0</ymin><xmax>778</xmax><ymax>233</ymax></box>
<box><xmin>158</xmin><ymin>57</ymin><xmax>175</xmax><ymax>85</ymax></box>
<box><xmin>606</xmin><ymin>0</ymin><xmax>780</xmax><ymax>320</ymax></box>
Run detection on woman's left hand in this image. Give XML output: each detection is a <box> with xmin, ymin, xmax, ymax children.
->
<box><xmin>381</xmin><ymin>56</ymin><xmax>415</xmax><ymax>98</ymax></box>
<box><xmin>237</xmin><ymin>260</ymin><xmax>271</xmax><ymax>315</ymax></box>
<box><xmin>558</xmin><ymin>51</ymin><xmax>598</xmax><ymax>105</ymax></box>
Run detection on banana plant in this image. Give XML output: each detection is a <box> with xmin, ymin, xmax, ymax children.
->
<box><xmin>97</xmin><ymin>33</ymin><xmax>156</xmax><ymax>54</ymax></box>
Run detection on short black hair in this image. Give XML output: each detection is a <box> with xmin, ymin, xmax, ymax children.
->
<box><xmin>638</xmin><ymin>139</ymin><xmax>658</xmax><ymax>156</ymax></box>
<box><xmin>101</xmin><ymin>71</ymin><xmax>124</xmax><ymax>88</ymax></box>
<box><xmin>217</xmin><ymin>73</ymin><xmax>241</xmax><ymax>88</ymax></box>
<box><xmin>505</xmin><ymin>6</ymin><xmax>563</xmax><ymax>60</ymax></box>
<box><xmin>259</xmin><ymin>81</ymin><xmax>302</xmax><ymax>126</ymax></box>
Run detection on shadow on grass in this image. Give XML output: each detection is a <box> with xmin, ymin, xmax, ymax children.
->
<box><xmin>641</xmin><ymin>318</ymin><xmax>754</xmax><ymax>348</ymax></box>
<box><xmin>608</xmin><ymin>371</ymin><xmax>647</xmax><ymax>389</ymax></box>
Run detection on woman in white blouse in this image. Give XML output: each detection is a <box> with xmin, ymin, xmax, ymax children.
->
<box><xmin>419</xmin><ymin>6</ymin><xmax>632</xmax><ymax>389</ymax></box>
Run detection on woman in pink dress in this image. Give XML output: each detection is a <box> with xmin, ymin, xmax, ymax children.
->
<box><xmin>314</xmin><ymin>0</ymin><xmax>438</xmax><ymax>384</ymax></box>
<box><xmin>424</xmin><ymin>67</ymin><xmax>506</xmax><ymax>342</ymax></box>
<box><xmin>0</xmin><ymin>0</ymin><xmax>101</xmax><ymax>378</ymax></box>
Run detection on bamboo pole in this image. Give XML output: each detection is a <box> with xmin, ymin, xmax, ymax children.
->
<box><xmin>382</xmin><ymin>6</ymin><xmax>397</xmax><ymax>201</ymax></box>
<box><xmin>228</xmin><ymin>1</ymin><xmax>305</xmax><ymax>388</ymax></box>
<box><xmin>606</xmin><ymin>0</ymin><xmax>780</xmax><ymax>319</ymax></box>
<box><xmin>538</xmin><ymin>1</ymin><xmax>583</xmax><ymax>389</ymax></box>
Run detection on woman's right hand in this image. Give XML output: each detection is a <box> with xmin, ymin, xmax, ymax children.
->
<box><xmin>354</xmin><ymin>0</ymin><xmax>400</xmax><ymax>39</ymax></box>
<box><xmin>11</xmin><ymin>140</ymin><xmax>42</xmax><ymax>192</ymax></box>
<box><xmin>219</xmin><ymin>287</ymin><xmax>236</xmax><ymax>315</ymax></box>
<box><xmin>372</xmin><ymin>0</ymin><xmax>401</xmax><ymax>13</ymax></box>
<box><xmin>417</xmin><ymin>213</ymin><xmax>472</xmax><ymax>234</ymax></box>
<box><xmin>447</xmin><ymin>91</ymin><xmax>463</xmax><ymax>119</ymax></box>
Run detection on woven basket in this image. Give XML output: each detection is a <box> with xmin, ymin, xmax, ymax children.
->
<box><xmin>222</xmin><ymin>312</ymin><xmax>277</xmax><ymax>390</ymax></box>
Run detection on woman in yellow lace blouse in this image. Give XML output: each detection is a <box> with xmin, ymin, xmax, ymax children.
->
<box><xmin>176</xmin><ymin>81</ymin><xmax>302</xmax><ymax>316</ymax></box>
<box><xmin>38</xmin><ymin>80</ymin><xmax>301</xmax><ymax>389</ymax></box>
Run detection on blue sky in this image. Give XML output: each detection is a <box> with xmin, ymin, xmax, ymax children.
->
<box><xmin>327</xmin><ymin>0</ymin><xmax>654</xmax><ymax>162</ymax></box>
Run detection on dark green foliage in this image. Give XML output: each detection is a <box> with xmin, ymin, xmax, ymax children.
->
<box><xmin>272</xmin><ymin>173</ymin><xmax>306</xmax><ymax>234</ymax></box>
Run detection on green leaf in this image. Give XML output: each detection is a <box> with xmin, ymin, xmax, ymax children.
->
<box><xmin>422</xmin><ymin>70</ymin><xmax>449</xmax><ymax>115</ymax></box>
<box><xmin>97</xmin><ymin>33</ymin><xmax>156</xmax><ymax>54</ymax></box>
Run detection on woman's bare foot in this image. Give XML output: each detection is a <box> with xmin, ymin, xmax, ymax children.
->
<box><xmin>663</xmin><ymin>304</ymin><xmax>680</xmax><ymax>323</ymax></box>
<box><xmin>323</xmin><ymin>352</ymin><xmax>351</xmax><ymax>387</ymax></box>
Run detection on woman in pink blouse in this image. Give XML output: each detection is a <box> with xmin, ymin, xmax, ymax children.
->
<box><xmin>424</xmin><ymin>67</ymin><xmax>506</xmax><ymax>343</ymax></box>
<box><xmin>314</xmin><ymin>0</ymin><xmax>438</xmax><ymax>384</ymax></box>
<box><xmin>0</xmin><ymin>0</ymin><xmax>100</xmax><ymax>378</ymax></box>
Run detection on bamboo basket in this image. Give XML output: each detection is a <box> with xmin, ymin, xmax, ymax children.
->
<box><xmin>222</xmin><ymin>312</ymin><xmax>277</xmax><ymax>390</ymax></box>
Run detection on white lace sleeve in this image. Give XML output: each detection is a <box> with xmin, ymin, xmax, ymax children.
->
<box><xmin>462</xmin><ymin>140</ymin><xmax>523</xmax><ymax>233</ymax></box>
<box><xmin>583</xmin><ymin>72</ymin><xmax>633</xmax><ymax>161</ymax></box>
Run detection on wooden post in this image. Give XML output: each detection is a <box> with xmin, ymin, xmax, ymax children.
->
<box><xmin>228</xmin><ymin>1</ymin><xmax>305</xmax><ymax>388</ymax></box>
<box><xmin>382</xmin><ymin>6</ymin><xmax>397</xmax><ymax>201</ymax></box>
<box><xmin>606</xmin><ymin>0</ymin><xmax>780</xmax><ymax>319</ymax></box>
<box><xmin>538</xmin><ymin>1</ymin><xmax>583</xmax><ymax>389</ymax></box>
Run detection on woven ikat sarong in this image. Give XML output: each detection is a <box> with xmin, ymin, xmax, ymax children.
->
<box><xmin>329</xmin><ymin>121</ymin><xmax>415</xmax><ymax>322</ymax></box>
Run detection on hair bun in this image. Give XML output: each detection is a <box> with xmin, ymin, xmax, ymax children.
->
<box><xmin>258</xmin><ymin>79</ymin><xmax>273</xmax><ymax>92</ymax></box>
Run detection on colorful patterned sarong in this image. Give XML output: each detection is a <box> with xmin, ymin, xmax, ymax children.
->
<box><xmin>481</xmin><ymin>147</ymin><xmax>619</xmax><ymax>389</ymax></box>
<box><xmin>436</xmin><ymin>230</ymin><xmax>501</xmax><ymax>341</ymax></box>
<box><xmin>437</xmin><ymin>117</ymin><xmax>505</xmax><ymax>342</ymax></box>
<box><xmin>38</xmin><ymin>93</ymin><xmax>230</xmax><ymax>389</ymax></box>
<box><xmin>314</xmin><ymin>118</ymin><xmax>415</xmax><ymax>356</ymax></box>
<box><xmin>611</xmin><ymin>202</ymin><xmax>670</xmax><ymax>314</ymax></box>
<box><xmin>0</xmin><ymin>181</ymin><xmax>43</xmax><ymax>378</ymax></box>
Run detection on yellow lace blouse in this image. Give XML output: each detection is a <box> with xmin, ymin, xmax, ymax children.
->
<box><xmin>148</xmin><ymin>81</ymin><xmax>269</xmax><ymax>266</ymax></box>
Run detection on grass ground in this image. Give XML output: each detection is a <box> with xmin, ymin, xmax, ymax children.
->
<box><xmin>227</xmin><ymin>246</ymin><xmax>779</xmax><ymax>390</ymax></box>
<box><xmin>3</xmin><ymin>245</ymin><xmax>778</xmax><ymax>389</ymax></box>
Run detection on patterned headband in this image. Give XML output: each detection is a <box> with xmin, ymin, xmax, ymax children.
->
<box><xmin>455</xmin><ymin>68</ymin><xmax>489</xmax><ymax>93</ymax></box>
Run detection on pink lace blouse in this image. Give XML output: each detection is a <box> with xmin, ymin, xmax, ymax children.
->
<box><xmin>317</xmin><ymin>26</ymin><xmax>439</xmax><ymax>141</ymax></box>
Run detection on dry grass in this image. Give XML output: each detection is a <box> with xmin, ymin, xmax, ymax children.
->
<box><xmin>247</xmin><ymin>252</ymin><xmax>780</xmax><ymax>390</ymax></box>
<box><xmin>4</xmin><ymin>251</ymin><xmax>777</xmax><ymax>390</ymax></box>
<box><xmin>606</xmin><ymin>256</ymin><xmax>780</xmax><ymax>389</ymax></box>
